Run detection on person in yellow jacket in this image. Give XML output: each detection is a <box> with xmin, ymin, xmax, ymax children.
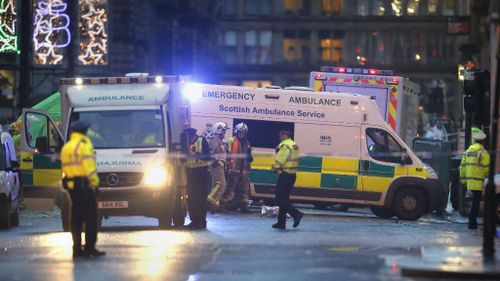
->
<box><xmin>271</xmin><ymin>130</ymin><xmax>303</xmax><ymax>229</ymax></box>
<box><xmin>460</xmin><ymin>130</ymin><xmax>490</xmax><ymax>229</ymax></box>
<box><xmin>61</xmin><ymin>121</ymin><xmax>105</xmax><ymax>258</ymax></box>
<box><xmin>183</xmin><ymin>128</ymin><xmax>211</xmax><ymax>229</ymax></box>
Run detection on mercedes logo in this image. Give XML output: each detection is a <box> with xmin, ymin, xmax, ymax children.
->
<box><xmin>106</xmin><ymin>173</ymin><xmax>119</xmax><ymax>186</ymax></box>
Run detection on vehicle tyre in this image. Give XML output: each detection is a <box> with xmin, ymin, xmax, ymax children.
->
<box><xmin>0</xmin><ymin>197</ymin><xmax>11</xmax><ymax>230</ymax></box>
<box><xmin>392</xmin><ymin>187</ymin><xmax>427</xmax><ymax>221</ymax></box>
<box><xmin>10</xmin><ymin>199</ymin><xmax>19</xmax><ymax>226</ymax></box>
<box><xmin>370</xmin><ymin>206</ymin><xmax>394</xmax><ymax>219</ymax></box>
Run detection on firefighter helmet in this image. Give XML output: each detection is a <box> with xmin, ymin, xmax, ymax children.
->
<box><xmin>214</xmin><ymin>121</ymin><xmax>229</xmax><ymax>135</ymax></box>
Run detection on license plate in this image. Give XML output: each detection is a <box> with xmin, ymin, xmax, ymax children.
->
<box><xmin>98</xmin><ymin>201</ymin><xmax>128</xmax><ymax>209</ymax></box>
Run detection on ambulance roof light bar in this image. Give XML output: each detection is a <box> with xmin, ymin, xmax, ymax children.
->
<box><xmin>320</xmin><ymin>66</ymin><xmax>394</xmax><ymax>76</ymax></box>
<box><xmin>61</xmin><ymin>75</ymin><xmax>185</xmax><ymax>85</ymax></box>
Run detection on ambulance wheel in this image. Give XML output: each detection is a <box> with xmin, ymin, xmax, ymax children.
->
<box><xmin>392</xmin><ymin>187</ymin><xmax>427</xmax><ymax>220</ymax></box>
<box><xmin>370</xmin><ymin>206</ymin><xmax>393</xmax><ymax>219</ymax></box>
<box><xmin>0</xmin><ymin>197</ymin><xmax>10</xmax><ymax>229</ymax></box>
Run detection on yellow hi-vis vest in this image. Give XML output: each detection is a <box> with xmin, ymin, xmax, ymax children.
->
<box><xmin>186</xmin><ymin>137</ymin><xmax>209</xmax><ymax>168</ymax></box>
<box><xmin>61</xmin><ymin>132</ymin><xmax>99</xmax><ymax>189</ymax></box>
<box><xmin>272</xmin><ymin>138</ymin><xmax>300</xmax><ymax>174</ymax></box>
<box><xmin>460</xmin><ymin>143</ymin><xmax>490</xmax><ymax>191</ymax></box>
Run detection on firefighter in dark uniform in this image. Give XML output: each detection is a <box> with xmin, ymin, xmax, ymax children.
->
<box><xmin>271</xmin><ymin>130</ymin><xmax>303</xmax><ymax>229</ymax></box>
<box><xmin>61</xmin><ymin>121</ymin><xmax>105</xmax><ymax>258</ymax></box>
<box><xmin>183</xmin><ymin>128</ymin><xmax>211</xmax><ymax>229</ymax></box>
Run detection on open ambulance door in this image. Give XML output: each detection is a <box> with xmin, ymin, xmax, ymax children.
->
<box><xmin>20</xmin><ymin>109</ymin><xmax>64</xmax><ymax>189</ymax></box>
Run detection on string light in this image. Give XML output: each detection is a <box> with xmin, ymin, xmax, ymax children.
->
<box><xmin>0</xmin><ymin>0</ymin><xmax>18</xmax><ymax>53</ymax></box>
<box><xmin>33</xmin><ymin>0</ymin><xmax>71</xmax><ymax>65</ymax></box>
<box><xmin>78</xmin><ymin>0</ymin><xmax>108</xmax><ymax>65</ymax></box>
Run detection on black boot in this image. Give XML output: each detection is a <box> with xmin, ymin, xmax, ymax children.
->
<box><xmin>272</xmin><ymin>222</ymin><xmax>285</xmax><ymax>229</ymax></box>
<box><xmin>84</xmin><ymin>247</ymin><xmax>106</xmax><ymax>257</ymax></box>
<box><xmin>293</xmin><ymin>212</ymin><xmax>304</xmax><ymax>228</ymax></box>
<box><xmin>73</xmin><ymin>246</ymin><xmax>84</xmax><ymax>258</ymax></box>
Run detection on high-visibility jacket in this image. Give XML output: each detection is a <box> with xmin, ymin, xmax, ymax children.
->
<box><xmin>460</xmin><ymin>143</ymin><xmax>490</xmax><ymax>191</ymax></box>
<box><xmin>142</xmin><ymin>133</ymin><xmax>156</xmax><ymax>145</ymax></box>
<box><xmin>227</xmin><ymin>136</ymin><xmax>253</xmax><ymax>173</ymax></box>
<box><xmin>61</xmin><ymin>132</ymin><xmax>99</xmax><ymax>189</ymax></box>
<box><xmin>186</xmin><ymin>136</ymin><xmax>210</xmax><ymax>168</ymax></box>
<box><xmin>272</xmin><ymin>138</ymin><xmax>300</xmax><ymax>174</ymax></box>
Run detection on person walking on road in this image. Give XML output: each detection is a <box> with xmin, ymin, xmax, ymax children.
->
<box><xmin>223</xmin><ymin>123</ymin><xmax>253</xmax><ymax>213</ymax></box>
<box><xmin>183</xmin><ymin>128</ymin><xmax>211</xmax><ymax>229</ymax></box>
<box><xmin>207</xmin><ymin>121</ymin><xmax>230</xmax><ymax>211</ymax></box>
<box><xmin>271</xmin><ymin>130</ymin><xmax>303</xmax><ymax>229</ymax></box>
<box><xmin>61</xmin><ymin>121</ymin><xmax>105</xmax><ymax>258</ymax></box>
<box><xmin>460</xmin><ymin>129</ymin><xmax>490</xmax><ymax>230</ymax></box>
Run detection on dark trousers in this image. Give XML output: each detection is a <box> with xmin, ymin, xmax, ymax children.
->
<box><xmin>187</xmin><ymin>167</ymin><xmax>210</xmax><ymax>226</ymax></box>
<box><xmin>68</xmin><ymin>181</ymin><xmax>97</xmax><ymax>251</ymax></box>
<box><xmin>469</xmin><ymin>190</ymin><xmax>482</xmax><ymax>223</ymax></box>
<box><xmin>275</xmin><ymin>173</ymin><xmax>300</xmax><ymax>224</ymax></box>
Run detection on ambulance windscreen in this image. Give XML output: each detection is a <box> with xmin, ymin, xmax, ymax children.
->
<box><xmin>68</xmin><ymin>110</ymin><xmax>165</xmax><ymax>149</ymax></box>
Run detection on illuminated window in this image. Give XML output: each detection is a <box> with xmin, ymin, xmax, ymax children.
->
<box><xmin>284</xmin><ymin>0</ymin><xmax>308</xmax><ymax>15</ymax></box>
<box><xmin>427</xmin><ymin>0</ymin><xmax>439</xmax><ymax>15</ymax></box>
<box><xmin>443</xmin><ymin>0</ymin><xmax>454</xmax><ymax>15</ymax></box>
<box><xmin>283</xmin><ymin>30</ymin><xmax>310</xmax><ymax>63</ymax></box>
<box><xmin>242</xmin><ymin>80</ymin><xmax>272</xmax><ymax>88</ymax></box>
<box><xmin>322</xmin><ymin>0</ymin><xmax>343</xmax><ymax>15</ymax></box>
<box><xmin>223</xmin><ymin>31</ymin><xmax>237</xmax><ymax>64</ymax></box>
<box><xmin>244</xmin><ymin>30</ymin><xmax>272</xmax><ymax>64</ymax></box>
<box><xmin>319</xmin><ymin>31</ymin><xmax>344</xmax><ymax>63</ymax></box>
<box><xmin>391</xmin><ymin>0</ymin><xmax>403</xmax><ymax>16</ymax></box>
<box><xmin>371</xmin><ymin>0</ymin><xmax>385</xmax><ymax>16</ymax></box>
<box><xmin>406</xmin><ymin>0</ymin><xmax>421</xmax><ymax>15</ymax></box>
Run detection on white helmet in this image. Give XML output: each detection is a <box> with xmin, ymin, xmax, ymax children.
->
<box><xmin>234</xmin><ymin>123</ymin><xmax>248</xmax><ymax>134</ymax></box>
<box><xmin>214</xmin><ymin>121</ymin><xmax>230</xmax><ymax>135</ymax></box>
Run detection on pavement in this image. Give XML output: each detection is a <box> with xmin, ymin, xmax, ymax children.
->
<box><xmin>396</xmin><ymin>246</ymin><xmax>500</xmax><ymax>279</ymax></box>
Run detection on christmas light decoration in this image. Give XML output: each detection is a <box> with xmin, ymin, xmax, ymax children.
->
<box><xmin>0</xmin><ymin>0</ymin><xmax>18</xmax><ymax>53</ymax></box>
<box><xmin>78</xmin><ymin>0</ymin><xmax>108</xmax><ymax>65</ymax></box>
<box><xmin>33</xmin><ymin>0</ymin><xmax>71</xmax><ymax>65</ymax></box>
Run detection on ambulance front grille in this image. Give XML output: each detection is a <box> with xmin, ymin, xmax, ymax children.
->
<box><xmin>98</xmin><ymin>172</ymin><xmax>143</xmax><ymax>188</ymax></box>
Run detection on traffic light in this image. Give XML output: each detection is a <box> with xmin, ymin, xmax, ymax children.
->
<box><xmin>463</xmin><ymin>69</ymin><xmax>489</xmax><ymax>97</ymax></box>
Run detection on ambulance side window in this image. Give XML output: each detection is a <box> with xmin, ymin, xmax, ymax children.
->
<box><xmin>366</xmin><ymin>128</ymin><xmax>403</xmax><ymax>164</ymax></box>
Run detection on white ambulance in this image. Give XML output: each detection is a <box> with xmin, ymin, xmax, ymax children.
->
<box><xmin>187</xmin><ymin>83</ymin><xmax>447</xmax><ymax>220</ymax></box>
<box><xmin>310</xmin><ymin>66</ymin><xmax>420</xmax><ymax>146</ymax></box>
<box><xmin>20</xmin><ymin>75</ymin><xmax>189</xmax><ymax>229</ymax></box>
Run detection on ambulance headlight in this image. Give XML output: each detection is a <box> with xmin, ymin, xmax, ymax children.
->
<box><xmin>423</xmin><ymin>163</ymin><xmax>438</xmax><ymax>180</ymax></box>
<box><xmin>143</xmin><ymin>165</ymin><xmax>169</xmax><ymax>187</ymax></box>
<box><xmin>182</xmin><ymin>83</ymin><xmax>203</xmax><ymax>102</ymax></box>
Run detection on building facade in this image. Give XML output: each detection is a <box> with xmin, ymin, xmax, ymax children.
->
<box><xmin>211</xmin><ymin>0</ymin><xmax>471</xmax><ymax>121</ymax></box>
